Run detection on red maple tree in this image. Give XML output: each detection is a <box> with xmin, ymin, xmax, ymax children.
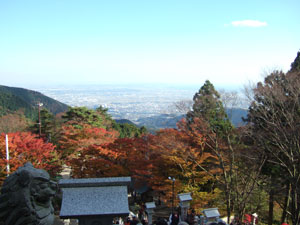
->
<box><xmin>0</xmin><ymin>132</ymin><xmax>62</xmax><ymax>184</ymax></box>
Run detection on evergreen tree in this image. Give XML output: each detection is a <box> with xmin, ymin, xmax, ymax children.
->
<box><xmin>290</xmin><ymin>50</ymin><xmax>300</xmax><ymax>72</ymax></box>
<box><xmin>112</xmin><ymin>123</ymin><xmax>148</xmax><ymax>138</ymax></box>
<box><xmin>186</xmin><ymin>81</ymin><xmax>253</xmax><ymax>223</ymax></box>
<box><xmin>95</xmin><ymin>106</ymin><xmax>116</xmax><ymax>129</ymax></box>
<box><xmin>30</xmin><ymin>108</ymin><xmax>55</xmax><ymax>141</ymax></box>
<box><xmin>139</xmin><ymin>126</ymin><xmax>148</xmax><ymax>135</ymax></box>
<box><xmin>186</xmin><ymin>80</ymin><xmax>232</xmax><ymax>133</ymax></box>
<box><xmin>62</xmin><ymin>107</ymin><xmax>103</xmax><ymax>128</ymax></box>
<box><xmin>40</xmin><ymin>108</ymin><xmax>55</xmax><ymax>140</ymax></box>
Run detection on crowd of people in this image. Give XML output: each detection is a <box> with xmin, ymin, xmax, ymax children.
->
<box><xmin>113</xmin><ymin>208</ymin><xmax>292</xmax><ymax>225</ymax></box>
<box><xmin>113</xmin><ymin>207</ymin><xmax>263</xmax><ymax>225</ymax></box>
<box><xmin>123</xmin><ymin>216</ymin><xmax>147</xmax><ymax>225</ymax></box>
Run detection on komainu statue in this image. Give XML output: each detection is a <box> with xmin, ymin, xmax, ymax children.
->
<box><xmin>0</xmin><ymin>162</ymin><xmax>57</xmax><ymax>225</ymax></box>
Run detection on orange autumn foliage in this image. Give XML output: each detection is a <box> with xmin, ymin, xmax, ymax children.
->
<box><xmin>68</xmin><ymin>144</ymin><xmax>126</xmax><ymax>178</ymax></box>
<box><xmin>58</xmin><ymin>123</ymin><xmax>119</xmax><ymax>160</ymax></box>
<box><xmin>69</xmin><ymin>136</ymin><xmax>154</xmax><ymax>181</ymax></box>
<box><xmin>0</xmin><ymin>110</ymin><xmax>30</xmax><ymax>133</ymax></box>
<box><xmin>178</xmin><ymin>118</ymin><xmax>226</xmax><ymax>176</ymax></box>
<box><xmin>58</xmin><ymin>123</ymin><xmax>120</xmax><ymax>178</ymax></box>
<box><xmin>57</xmin><ymin>119</ymin><xmax>223</xmax><ymax>210</ymax></box>
<box><xmin>105</xmin><ymin>137</ymin><xmax>154</xmax><ymax>179</ymax></box>
<box><xmin>148</xmin><ymin>126</ymin><xmax>220</xmax><ymax>209</ymax></box>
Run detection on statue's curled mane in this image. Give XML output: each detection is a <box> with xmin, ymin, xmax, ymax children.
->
<box><xmin>0</xmin><ymin>162</ymin><xmax>57</xmax><ymax>225</ymax></box>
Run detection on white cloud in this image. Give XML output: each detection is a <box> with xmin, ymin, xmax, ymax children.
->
<box><xmin>231</xmin><ymin>20</ymin><xmax>267</xmax><ymax>27</ymax></box>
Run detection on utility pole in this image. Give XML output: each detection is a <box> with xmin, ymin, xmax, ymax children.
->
<box><xmin>37</xmin><ymin>102</ymin><xmax>43</xmax><ymax>138</ymax></box>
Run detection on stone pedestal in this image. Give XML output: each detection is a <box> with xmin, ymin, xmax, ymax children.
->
<box><xmin>178</xmin><ymin>193</ymin><xmax>192</xmax><ymax>221</ymax></box>
<box><xmin>145</xmin><ymin>202</ymin><xmax>156</xmax><ymax>225</ymax></box>
<box><xmin>59</xmin><ymin>177</ymin><xmax>131</xmax><ymax>225</ymax></box>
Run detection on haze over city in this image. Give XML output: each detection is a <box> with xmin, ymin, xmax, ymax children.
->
<box><xmin>0</xmin><ymin>0</ymin><xmax>299</xmax><ymax>90</ymax></box>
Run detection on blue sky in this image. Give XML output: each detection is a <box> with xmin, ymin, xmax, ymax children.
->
<box><xmin>0</xmin><ymin>0</ymin><xmax>299</xmax><ymax>89</ymax></box>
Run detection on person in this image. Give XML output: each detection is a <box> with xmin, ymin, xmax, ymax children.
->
<box><xmin>252</xmin><ymin>213</ymin><xmax>258</xmax><ymax>224</ymax></box>
<box><xmin>113</xmin><ymin>218</ymin><xmax>120</xmax><ymax>224</ymax></box>
<box><xmin>130</xmin><ymin>216</ymin><xmax>139</xmax><ymax>225</ymax></box>
<box><xmin>119</xmin><ymin>217</ymin><xmax>124</xmax><ymax>225</ymax></box>
<box><xmin>141</xmin><ymin>219</ymin><xmax>147</xmax><ymax>225</ymax></box>
<box><xmin>169</xmin><ymin>213</ymin><xmax>179</xmax><ymax>225</ymax></box>
<box><xmin>139</xmin><ymin>205</ymin><xmax>146</xmax><ymax>221</ymax></box>
<box><xmin>243</xmin><ymin>214</ymin><xmax>251</xmax><ymax>225</ymax></box>
<box><xmin>157</xmin><ymin>217</ymin><xmax>168</xmax><ymax>225</ymax></box>
<box><xmin>187</xmin><ymin>209</ymin><xmax>197</xmax><ymax>225</ymax></box>
<box><xmin>194</xmin><ymin>214</ymin><xmax>199</xmax><ymax>225</ymax></box>
<box><xmin>230</xmin><ymin>216</ymin><xmax>241</xmax><ymax>225</ymax></box>
<box><xmin>125</xmin><ymin>217</ymin><xmax>131</xmax><ymax>225</ymax></box>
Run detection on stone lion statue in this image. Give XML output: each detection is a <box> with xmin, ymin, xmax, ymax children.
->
<box><xmin>0</xmin><ymin>162</ymin><xmax>57</xmax><ymax>225</ymax></box>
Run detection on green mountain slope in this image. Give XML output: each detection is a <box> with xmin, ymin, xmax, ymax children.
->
<box><xmin>0</xmin><ymin>85</ymin><xmax>69</xmax><ymax>118</ymax></box>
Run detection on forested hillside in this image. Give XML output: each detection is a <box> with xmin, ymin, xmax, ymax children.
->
<box><xmin>0</xmin><ymin>91</ymin><xmax>35</xmax><ymax>118</ymax></box>
<box><xmin>0</xmin><ymin>85</ymin><xmax>69</xmax><ymax>117</ymax></box>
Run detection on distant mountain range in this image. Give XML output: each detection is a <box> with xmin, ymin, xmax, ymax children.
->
<box><xmin>136</xmin><ymin>108</ymin><xmax>248</xmax><ymax>131</ymax></box>
<box><xmin>0</xmin><ymin>85</ymin><xmax>69</xmax><ymax>118</ymax></box>
<box><xmin>115</xmin><ymin>119</ymin><xmax>136</xmax><ymax>125</ymax></box>
<box><xmin>226</xmin><ymin>108</ymin><xmax>248</xmax><ymax>127</ymax></box>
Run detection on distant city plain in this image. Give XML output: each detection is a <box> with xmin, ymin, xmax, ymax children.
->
<box><xmin>34</xmin><ymin>84</ymin><xmax>202</xmax><ymax>122</ymax></box>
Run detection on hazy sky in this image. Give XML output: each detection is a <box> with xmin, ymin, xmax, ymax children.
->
<box><xmin>0</xmin><ymin>1</ymin><xmax>299</xmax><ymax>89</ymax></box>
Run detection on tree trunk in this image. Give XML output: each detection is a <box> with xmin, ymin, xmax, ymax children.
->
<box><xmin>268</xmin><ymin>188</ymin><xmax>274</xmax><ymax>225</ymax></box>
<box><xmin>281</xmin><ymin>181</ymin><xmax>290</xmax><ymax>224</ymax></box>
<box><xmin>226</xmin><ymin>190</ymin><xmax>231</xmax><ymax>224</ymax></box>
<box><xmin>290</xmin><ymin>181</ymin><xmax>300</xmax><ymax>225</ymax></box>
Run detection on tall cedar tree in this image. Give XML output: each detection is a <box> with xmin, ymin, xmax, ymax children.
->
<box><xmin>31</xmin><ymin>108</ymin><xmax>55</xmax><ymax>140</ymax></box>
<box><xmin>186</xmin><ymin>80</ymin><xmax>264</xmax><ymax>222</ymax></box>
<box><xmin>290</xmin><ymin>50</ymin><xmax>300</xmax><ymax>73</ymax></box>
<box><xmin>40</xmin><ymin>108</ymin><xmax>54</xmax><ymax>138</ymax></box>
<box><xmin>186</xmin><ymin>80</ymin><xmax>232</xmax><ymax>133</ymax></box>
<box><xmin>187</xmin><ymin>80</ymin><xmax>235</xmax><ymax>218</ymax></box>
